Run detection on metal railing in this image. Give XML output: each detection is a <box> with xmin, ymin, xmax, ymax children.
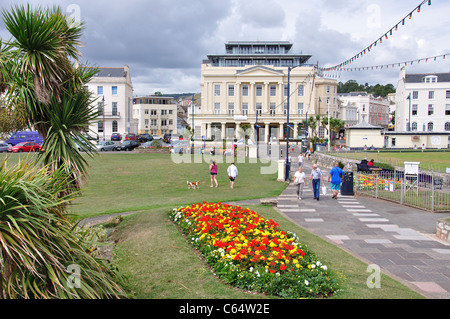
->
<box><xmin>355</xmin><ymin>170</ymin><xmax>450</xmax><ymax>213</ymax></box>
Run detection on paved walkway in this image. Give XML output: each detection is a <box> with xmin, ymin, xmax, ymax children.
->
<box><xmin>270</xmin><ymin>153</ymin><xmax>450</xmax><ymax>299</ymax></box>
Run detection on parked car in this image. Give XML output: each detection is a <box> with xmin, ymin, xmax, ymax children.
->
<box><xmin>138</xmin><ymin>133</ymin><xmax>153</xmax><ymax>143</ymax></box>
<box><xmin>163</xmin><ymin>134</ymin><xmax>172</xmax><ymax>143</ymax></box>
<box><xmin>111</xmin><ymin>133</ymin><xmax>122</xmax><ymax>141</ymax></box>
<box><xmin>115</xmin><ymin>140</ymin><xmax>140</xmax><ymax>151</ymax></box>
<box><xmin>95</xmin><ymin>141</ymin><xmax>117</xmax><ymax>152</ymax></box>
<box><xmin>0</xmin><ymin>142</ymin><xmax>10</xmax><ymax>153</ymax></box>
<box><xmin>7</xmin><ymin>142</ymin><xmax>41</xmax><ymax>153</ymax></box>
<box><xmin>140</xmin><ymin>141</ymin><xmax>155</xmax><ymax>148</ymax></box>
<box><xmin>152</xmin><ymin>134</ymin><xmax>163</xmax><ymax>140</ymax></box>
<box><xmin>6</xmin><ymin>131</ymin><xmax>43</xmax><ymax>146</ymax></box>
<box><xmin>125</xmin><ymin>133</ymin><xmax>137</xmax><ymax>140</ymax></box>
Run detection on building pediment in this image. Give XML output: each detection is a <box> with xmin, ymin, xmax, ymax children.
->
<box><xmin>236</xmin><ymin>66</ymin><xmax>284</xmax><ymax>77</ymax></box>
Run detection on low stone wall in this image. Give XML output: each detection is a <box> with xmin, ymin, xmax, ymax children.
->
<box><xmin>312</xmin><ymin>152</ymin><xmax>359</xmax><ymax>171</ymax></box>
<box><xmin>436</xmin><ymin>219</ymin><xmax>450</xmax><ymax>242</ymax></box>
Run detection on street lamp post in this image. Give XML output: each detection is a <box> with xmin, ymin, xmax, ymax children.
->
<box><xmin>285</xmin><ymin>65</ymin><xmax>299</xmax><ymax>181</ymax></box>
<box><xmin>407</xmin><ymin>93</ymin><xmax>411</xmax><ymax>132</ymax></box>
<box><xmin>102</xmin><ymin>96</ymin><xmax>105</xmax><ymax>141</ymax></box>
<box><xmin>327</xmin><ymin>99</ymin><xmax>331</xmax><ymax>152</ymax></box>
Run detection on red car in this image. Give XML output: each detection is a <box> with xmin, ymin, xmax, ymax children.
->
<box><xmin>7</xmin><ymin>142</ymin><xmax>41</xmax><ymax>153</ymax></box>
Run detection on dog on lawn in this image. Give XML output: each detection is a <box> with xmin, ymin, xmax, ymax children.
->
<box><xmin>187</xmin><ymin>181</ymin><xmax>200</xmax><ymax>189</ymax></box>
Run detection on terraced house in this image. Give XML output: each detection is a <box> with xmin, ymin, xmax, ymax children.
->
<box><xmin>196</xmin><ymin>41</ymin><xmax>338</xmax><ymax>143</ymax></box>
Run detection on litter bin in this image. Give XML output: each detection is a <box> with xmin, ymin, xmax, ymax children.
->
<box><xmin>341</xmin><ymin>171</ymin><xmax>354</xmax><ymax>196</ymax></box>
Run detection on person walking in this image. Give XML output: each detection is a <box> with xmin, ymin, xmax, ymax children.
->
<box><xmin>309</xmin><ymin>164</ymin><xmax>324</xmax><ymax>200</ymax></box>
<box><xmin>297</xmin><ymin>153</ymin><xmax>304</xmax><ymax>168</ymax></box>
<box><xmin>227</xmin><ymin>162</ymin><xmax>238</xmax><ymax>189</ymax></box>
<box><xmin>328</xmin><ymin>161</ymin><xmax>343</xmax><ymax>199</ymax></box>
<box><xmin>209</xmin><ymin>160</ymin><xmax>218</xmax><ymax>188</ymax></box>
<box><xmin>293</xmin><ymin>167</ymin><xmax>307</xmax><ymax>200</ymax></box>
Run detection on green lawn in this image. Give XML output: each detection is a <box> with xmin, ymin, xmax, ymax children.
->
<box><xmin>332</xmin><ymin>150</ymin><xmax>450</xmax><ymax>172</ymax></box>
<box><xmin>1</xmin><ymin>152</ymin><xmax>425</xmax><ymax>299</ymax></box>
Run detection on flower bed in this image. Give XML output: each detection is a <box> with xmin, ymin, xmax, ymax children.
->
<box><xmin>169</xmin><ymin>202</ymin><xmax>341</xmax><ymax>298</ymax></box>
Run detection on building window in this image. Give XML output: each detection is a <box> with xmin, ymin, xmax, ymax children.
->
<box><xmin>412</xmin><ymin>91</ymin><xmax>419</xmax><ymax>99</ymax></box>
<box><xmin>98</xmin><ymin>122</ymin><xmax>104</xmax><ymax>133</ymax></box>
<box><xmin>411</xmin><ymin>122</ymin><xmax>418</xmax><ymax>131</ymax></box>
<box><xmin>151</xmin><ymin>119</ymin><xmax>157</xmax><ymax>126</ymax></box>
<box><xmin>284</xmin><ymin>103</ymin><xmax>288</xmax><ymax>115</ymax></box>
<box><xmin>427</xmin><ymin>122</ymin><xmax>434</xmax><ymax>132</ymax></box>
<box><xmin>446</xmin><ymin>91</ymin><xmax>450</xmax><ymax>99</ymax></box>
<box><xmin>298</xmin><ymin>102</ymin><xmax>304</xmax><ymax>115</ymax></box>
<box><xmin>428</xmin><ymin>91</ymin><xmax>435</xmax><ymax>99</ymax></box>
<box><xmin>445</xmin><ymin>122</ymin><xmax>450</xmax><ymax>131</ymax></box>
<box><xmin>428</xmin><ymin>104</ymin><xmax>434</xmax><ymax>116</ymax></box>
<box><xmin>392</xmin><ymin>138</ymin><xmax>396</xmax><ymax>147</ymax></box>
<box><xmin>242</xmin><ymin>103</ymin><xmax>248</xmax><ymax>115</ymax></box>
<box><xmin>112</xmin><ymin>86</ymin><xmax>118</xmax><ymax>95</ymax></box>
<box><xmin>144</xmin><ymin>119</ymin><xmax>149</xmax><ymax>125</ymax></box>
<box><xmin>284</xmin><ymin>85</ymin><xmax>288</xmax><ymax>96</ymax></box>
<box><xmin>446</xmin><ymin>104</ymin><xmax>450</xmax><ymax>116</ymax></box>
<box><xmin>256</xmin><ymin>103</ymin><xmax>262</xmax><ymax>115</ymax></box>
<box><xmin>214</xmin><ymin>103</ymin><xmax>220</xmax><ymax>115</ymax></box>
<box><xmin>270</xmin><ymin>103</ymin><xmax>276</xmax><ymax>115</ymax></box>
<box><xmin>161</xmin><ymin>110</ymin><xmax>168</xmax><ymax>115</ymax></box>
<box><xmin>228</xmin><ymin>85</ymin><xmax>234</xmax><ymax>97</ymax></box>
<box><xmin>298</xmin><ymin>85</ymin><xmax>304</xmax><ymax>97</ymax></box>
<box><xmin>112</xmin><ymin>121</ymin><xmax>118</xmax><ymax>132</ymax></box>
<box><xmin>412</xmin><ymin>104</ymin><xmax>418</xmax><ymax>116</ymax></box>
<box><xmin>112</xmin><ymin>102</ymin><xmax>118</xmax><ymax>116</ymax></box>
<box><xmin>161</xmin><ymin>120</ymin><xmax>167</xmax><ymax>126</ymax></box>
<box><xmin>97</xmin><ymin>86</ymin><xmax>103</xmax><ymax>95</ymax></box>
<box><xmin>228</xmin><ymin>103</ymin><xmax>234</xmax><ymax>115</ymax></box>
<box><xmin>97</xmin><ymin>102</ymin><xmax>104</xmax><ymax>115</ymax></box>
<box><xmin>242</xmin><ymin>85</ymin><xmax>249</xmax><ymax>96</ymax></box>
<box><xmin>425</xmin><ymin>76</ymin><xmax>437</xmax><ymax>83</ymax></box>
<box><xmin>256</xmin><ymin>85</ymin><xmax>262</xmax><ymax>97</ymax></box>
<box><xmin>318</xmin><ymin>127</ymin><xmax>325</xmax><ymax>138</ymax></box>
<box><xmin>270</xmin><ymin>85</ymin><xmax>276</xmax><ymax>97</ymax></box>
<box><xmin>150</xmin><ymin>109</ymin><xmax>157</xmax><ymax>115</ymax></box>
<box><xmin>214</xmin><ymin>84</ymin><xmax>220</xmax><ymax>97</ymax></box>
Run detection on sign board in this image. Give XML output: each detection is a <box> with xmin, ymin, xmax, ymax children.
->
<box><xmin>404</xmin><ymin>162</ymin><xmax>420</xmax><ymax>175</ymax></box>
<box><xmin>389</xmin><ymin>181</ymin><xmax>395</xmax><ymax>192</ymax></box>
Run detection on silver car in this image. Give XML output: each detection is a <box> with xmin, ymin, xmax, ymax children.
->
<box><xmin>96</xmin><ymin>141</ymin><xmax>116</xmax><ymax>151</ymax></box>
<box><xmin>0</xmin><ymin>142</ymin><xmax>10</xmax><ymax>153</ymax></box>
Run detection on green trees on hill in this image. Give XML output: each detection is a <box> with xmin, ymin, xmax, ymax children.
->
<box><xmin>337</xmin><ymin>80</ymin><xmax>395</xmax><ymax>97</ymax></box>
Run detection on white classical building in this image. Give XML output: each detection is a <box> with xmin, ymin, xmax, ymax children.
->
<box><xmin>86</xmin><ymin>66</ymin><xmax>134</xmax><ymax>140</ymax></box>
<box><xmin>133</xmin><ymin>95</ymin><xmax>178</xmax><ymax>136</ymax></box>
<box><xmin>396</xmin><ymin>67</ymin><xmax>450</xmax><ymax>133</ymax></box>
<box><xmin>338</xmin><ymin>92</ymin><xmax>390</xmax><ymax>128</ymax></box>
<box><xmin>194</xmin><ymin>41</ymin><xmax>338</xmax><ymax>142</ymax></box>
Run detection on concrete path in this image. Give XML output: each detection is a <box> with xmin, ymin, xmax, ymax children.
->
<box><xmin>272</xmin><ymin>153</ymin><xmax>450</xmax><ymax>299</ymax></box>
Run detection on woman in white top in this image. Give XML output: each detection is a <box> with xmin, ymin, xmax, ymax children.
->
<box><xmin>293</xmin><ymin>167</ymin><xmax>308</xmax><ymax>200</ymax></box>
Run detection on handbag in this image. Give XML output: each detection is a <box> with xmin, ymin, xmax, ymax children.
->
<box><xmin>321</xmin><ymin>186</ymin><xmax>327</xmax><ymax>195</ymax></box>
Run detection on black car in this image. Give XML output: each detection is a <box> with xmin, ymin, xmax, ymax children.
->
<box><xmin>138</xmin><ymin>133</ymin><xmax>153</xmax><ymax>143</ymax></box>
<box><xmin>115</xmin><ymin>140</ymin><xmax>140</xmax><ymax>151</ymax></box>
<box><xmin>163</xmin><ymin>133</ymin><xmax>172</xmax><ymax>143</ymax></box>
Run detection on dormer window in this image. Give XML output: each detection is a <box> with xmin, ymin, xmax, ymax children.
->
<box><xmin>424</xmin><ymin>75</ymin><xmax>438</xmax><ymax>83</ymax></box>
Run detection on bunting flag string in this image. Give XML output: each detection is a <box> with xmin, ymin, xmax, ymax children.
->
<box><xmin>319</xmin><ymin>0</ymin><xmax>432</xmax><ymax>72</ymax></box>
<box><xmin>321</xmin><ymin>53</ymin><xmax>449</xmax><ymax>78</ymax></box>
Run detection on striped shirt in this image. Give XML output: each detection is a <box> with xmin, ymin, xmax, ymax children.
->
<box><xmin>311</xmin><ymin>168</ymin><xmax>323</xmax><ymax>180</ymax></box>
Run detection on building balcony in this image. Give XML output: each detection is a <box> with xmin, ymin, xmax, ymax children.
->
<box><xmin>98</xmin><ymin>112</ymin><xmax>121</xmax><ymax>119</ymax></box>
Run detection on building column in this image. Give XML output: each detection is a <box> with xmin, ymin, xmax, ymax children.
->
<box><xmin>235</xmin><ymin>122</ymin><xmax>241</xmax><ymax>139</ymax></box>
<box><xmin>294</xmin><ymin>122</ymin><xmax>299</xmax><ymax>139</ymax></box>
<box><xmin>235</xmin><ymin>82</ymin><xmax>241</xmax><ymax>114</ymax></box>
<box><xmin>221</xmin><ymin>122</ymin><xmax>226</xmax><ymax>140</ymax></box>
<box><xmin>279</xmin><ymin>123</ymin><xmax>284</xmax><ymax>139</ymax></box>
<box><xmin>250</xmin><ymin>82</ymin><xmax>255</xmax><ymax>114</ymax></box>
<box><xmin>264</xmin><ymin>123</ymin><xmax>270</xmax><ymax>144</ymax></box>
<box><xmin>264</xmin><ymin>82</ymin><xmax>269</xmax><ymax>113</ymax></box>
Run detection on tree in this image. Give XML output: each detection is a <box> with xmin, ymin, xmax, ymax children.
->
<box><xmin>0</xmin><ymin>5</ymin><xmax>126</xmax><ymax>299</ymax></box>
<box><xmin>1</xmin><ymin>4</ymin><xmax>99</xmax><ymax>191</ymax></box>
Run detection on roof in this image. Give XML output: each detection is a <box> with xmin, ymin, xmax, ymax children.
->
<box><xmin>93</xmin><ymin>67</ymin><xmax>127</xmax><ymax>78</ymax></box>
<box><xmin>405</xmin><ymin>73</ymin><xmax>450</xmax><ymax>83</ymax></box>
<box><xmin>347</xmin><ymin>119</ymin><xmax>382</xmax><ymax>130</ymax></box>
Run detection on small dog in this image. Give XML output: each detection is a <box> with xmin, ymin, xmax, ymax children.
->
<box><xmin>187</xmin><ymin>181</ymin><xmax>200</xmax><ymax>189</ymax></box>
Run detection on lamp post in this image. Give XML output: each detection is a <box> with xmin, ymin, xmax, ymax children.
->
<box><xmin>191</xmin><ymin>94</ymin><xmax>195</xmax><ymax>154</ymax></box>
<box><xmin>285</xmin><ymin>65</ymin><xmax>299</xmax><ymax>181</ymax></box>
<box><xmin>327</xmin><ymin>98</ymin><xmax>331</xmax><ymax>152</ymax></box>
<box><xmin>102</xmin><ymin>96</ymin><xmax>105</xmax><ymax>141</ymax></box>
<box><xmin>407</xmin><ymin>93</ymin><xmax>411</xmax><ymax>132</ymax></box>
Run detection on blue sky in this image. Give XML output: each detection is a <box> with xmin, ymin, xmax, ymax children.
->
<box><xmin>1</xmin><ymin>0</ymin><xmax>449</xmax><ymax>95</ymax></box>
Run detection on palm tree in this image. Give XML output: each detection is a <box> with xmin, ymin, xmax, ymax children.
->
<box><xmin>2</xmin><ymin>4</ymin><xmax>99</xmax><ymax>191</ymax></box>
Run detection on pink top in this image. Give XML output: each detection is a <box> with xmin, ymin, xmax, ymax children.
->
<box><xmin>210</xmin><ymin>164</ymin><xmax>218</xmax><ymax>174</ymax></box>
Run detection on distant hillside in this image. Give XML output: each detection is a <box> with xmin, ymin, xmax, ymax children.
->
<box><xmin>338</xmin><ymin>80</ymin><xmax>395</xmax><ymax>97</ymax></box>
